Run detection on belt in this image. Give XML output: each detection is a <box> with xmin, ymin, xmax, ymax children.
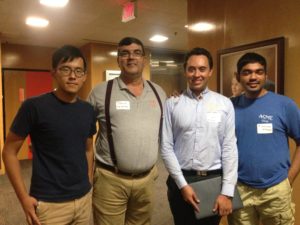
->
<box><xmin>96</xmin><ymin>161</ymin><xmax>151</xmax><ymax>178</ymax></box>
<box><xmin>182</xmin><ymin>169</ymin><xmax>222</xmax><ymax>176</ymax></box>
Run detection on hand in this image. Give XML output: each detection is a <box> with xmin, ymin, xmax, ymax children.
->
<box><xmin>89</xmin><ymin>172</ymin><xmax>93</xmax><ymax>185</ymax></box>
<box><xmin>169</xmin><ymin>90</ymin><xmax>182</xmax><ymax>98</ymax></box>
<box><xmin>288</xmin><ymin>175</ymin><xmax>293</xmax><ymax>186</ymax></box>
<box><xmin>213</xmin><ymin>194</ymin><xmax>233</xmax><ymax>216</ymax></box>
<box><xmin>180</xmin><ymin>185</ymin><xmax>200</xmax><ymax>212</ymax></box>
<box><xmin>288</xmin><ymin>172</ymin><xmax>295</xmax><ymax>187</ymax></box>
<box><xmin>20</xmin><ymin>195</ymin><xmax>41</xmax><ymax>225</ymax></box>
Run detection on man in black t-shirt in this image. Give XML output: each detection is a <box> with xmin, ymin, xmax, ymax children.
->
<box><xmin>2</xmin><ymin>45</ymin><xmax>96</xmax><ymax>225</ymax></box>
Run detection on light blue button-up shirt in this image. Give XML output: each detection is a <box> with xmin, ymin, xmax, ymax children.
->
<box><xmin>161</xmin><ymin>88</ymin><xmax>238</xmax><ymax>196</ymax></box>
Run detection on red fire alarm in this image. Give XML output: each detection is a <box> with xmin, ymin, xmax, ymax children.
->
<box><xmin>122</xmin><ymin>0</ymin><xmax>137</xmax><ymax>23</ymax></box>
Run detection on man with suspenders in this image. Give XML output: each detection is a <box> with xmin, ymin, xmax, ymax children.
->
<box><xmin>88</xmin><ymin>37</ymin><xmax>166</xmax><ymax>225</ymax></box>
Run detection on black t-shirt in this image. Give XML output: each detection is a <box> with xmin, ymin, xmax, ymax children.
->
<box><xmin>11</xmin><ymin>92</ymin><xmax>96</xmax><ymax>202</ymax></box>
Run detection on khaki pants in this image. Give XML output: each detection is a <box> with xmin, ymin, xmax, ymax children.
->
<box><xmin>35</xmin><ymin>190</ymin><xmax>92</xmax><ymax>225</ymax></box>
<box><xmin>92</xmin><ymin>165</ymin><xmax>158</xmax><ymax>225</ymax></box>
<box><xmin>228</xmin><ymin>178</ymin><xmax>295</xmax><ymax>225</ymax></box>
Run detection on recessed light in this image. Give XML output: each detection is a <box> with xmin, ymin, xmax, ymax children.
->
<box><xmin>161</xmin><ymin>60</ymin><xmax>174</xmax><ymax>64</ymax></box>
<box><xmin>149</xmin><ymin>35</ymin><xmax>168</xmax><ymax>43</ymax></box>
<box><xmin>109</xmin><ymin>51</ymin><xmax>118</xmax><ymax>57</ymax></box>
<box><xmin>40</xmin><ymin>0</ymin><xmax>69</xmax><ymax>7</ymax></box>
<box><xmin>188</xmin><ymin>22</ymin><xmax>215</xmax><ymax>32</ymax></box>
<box><xmin>26</xmin><ymin>17</ymin><xmax>49</xmax><ymax>28</ymax></box>
<box><xmin>93</xmin><ymin>56</ymin><xmax>107</xmax><ymax>62</ymax></box>
<box><xmin>166</xmin><ymin>64</ymin><xmax>177</xmax><ymax>67</ymax></box>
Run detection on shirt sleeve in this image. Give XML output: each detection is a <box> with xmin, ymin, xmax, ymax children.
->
<box><xmin>284</xmin><ymin>99</ymin><xmax>300</xmax><ymax>144</ymax></box>
<box><xmin>88</xmin><ymin>107</ymin><xmax>97</xmax><ymax>137</ymax></box>
<box><xmin>220</xmin><ymin>99</ymin><xmax>238</xmax><ymax>197</ymax></box>
<box><xmin>10</xmin><ymin>99</ymin><xmax>35</xmax><ymax>137</ymax></box>
<box><xmin>160</xmin><ymin>98</ymin><xmax>187</xmax><ymax>189</ymax></box>
<box><xmin>87</xmin><ymin>84</ymin><xmax>106</xmax><ymax>119</ymax></box>
<box><xmin>87</xmin><ymin>89</ymin><xmax>96</xmax><ymax>108</ymax></box>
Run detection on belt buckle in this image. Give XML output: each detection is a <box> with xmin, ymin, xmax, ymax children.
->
<box><xmin>197</xmin><ymin>170</ymin><xmax>207</xmax><ymax>176</ymax></box>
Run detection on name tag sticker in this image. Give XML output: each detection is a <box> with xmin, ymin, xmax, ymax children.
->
<box><xmin>257</xmin><ymin>123</ymin><xmax>273</xmax><ymax>134</ymax></box>
<box><xmin>116</xmin><ymin>101</ymin><xmax>130</xmax><ymax>110</ymax></box>
<box><xmin>206</xmin><ymin>112</ymin><xmax>221</xmax><ymax>123</ymax></box>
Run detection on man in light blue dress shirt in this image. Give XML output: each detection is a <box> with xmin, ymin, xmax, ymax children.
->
<box><xmin>161</xmin><ymin>47</ymin><xmax>238</xmax><ymax>225</ymax></box>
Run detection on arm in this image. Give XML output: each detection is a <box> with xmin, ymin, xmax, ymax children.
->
<box><xmin>286</xmin><ymin>102</ymin><xmax>300</xmax><ymax>186</ymax></box>
<box><xmin>213</xmin><ymin>101</ymin><xmax>238</xmax><ymax>216</ymax></box>
<box><xmin>160</xmin><ymin>98</ymin><xmax>200</xmax><ymax>212</ymax></box>
<box><xmin>2</xmin><ymin>132</ymin><xmax>41</xmax><ymax>225</ymax></box>
<box><xmin>86</xmin><ymin>137</ymin><xmax>94</xmax><ymax>184</ymax></box>
<box><xmin>288</xmin><ymin>143</ymin><xmax>300</xmax><ymax>185</ymax></box>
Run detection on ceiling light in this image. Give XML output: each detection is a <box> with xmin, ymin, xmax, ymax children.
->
<box><xmin>151</xmin><ymin>61</ymin><xmax>159</xmax><ymax>67</ymax></box>
<box><xmin>40</xmin><ymin>0</ymin><xmax>69</xmax><ymax>7</ymax></box>
<box><xmin>149</xmin><ymin>35</ymin><xmax>168</xmax><ymax>43</ymax></box>
<box><xmin>109</xmin><ymin>51</ymin><xmax>118</xmax><ymax>56</ymax></box>
<box><xmin>93</xmin><ymin>56</ymin><xmax>107</xmax><ymax>62</ymax></box>
<box><xmin>26</xmin><ymin>17</ymin><xmax>49</xmax><ymax>28</ymax></box>
<box><xmin>188</xmin><ymin>22</ymin><xmax>215</xmax><ymax>32</ymax></box>
<box><xmin>166</xmin><ymin>64</ymin><xmax>177</xmax><ymax>67</ymax></box>
<box><xmin>161</xmin><ymin>60</ymin><xmax>174</xmax><ymax>63</ymax></box>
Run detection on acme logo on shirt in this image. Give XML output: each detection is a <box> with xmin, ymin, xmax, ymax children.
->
<box><xmin>258</xmin><ymin>114</ymin><xmax>273</xmax><ymax>123</ymax></box>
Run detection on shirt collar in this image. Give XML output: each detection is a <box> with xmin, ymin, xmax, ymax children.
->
<box><xmin>187</xmin><ymin>87</ymin><xmax>210</xmax><ymax>99</ymax></box>
<box><xmin>116</xmin><ymin>77</ymin><xmax>127</xmax><ymax>89</ymax></box>
<box><xmin>116</xmin><ymin>77</ymin><xmax>151</xmax><ymax>92</ymax></box>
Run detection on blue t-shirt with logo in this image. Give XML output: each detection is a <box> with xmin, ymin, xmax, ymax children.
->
<box><xmin>232</xmin><ymin>92</ymin><xmax>300</xmax><ymax>188</ymax></box>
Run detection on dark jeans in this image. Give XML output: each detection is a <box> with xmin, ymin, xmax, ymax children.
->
<box><xmin>166</xmin><ymin>175</ymin><xmax>221</xmax><ymax>225</ymax></box>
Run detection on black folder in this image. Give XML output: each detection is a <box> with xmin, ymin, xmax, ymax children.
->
<box><xmin>189</xmin><ymin>176</ymin><xmax>243</xmax><ymax>219</ymax></box>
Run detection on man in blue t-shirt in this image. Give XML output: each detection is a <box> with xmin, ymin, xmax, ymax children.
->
<box><xmin>2</xmin><ymin>45</ymin><xmax>96</xmax><ymax>225</ymax></box>
<box><xmin>228</xmin><ymin>52</ymin><xmax>300</xmax><ymax>225</ymax></box>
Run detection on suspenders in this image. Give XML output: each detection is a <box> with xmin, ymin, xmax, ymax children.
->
<box><xmin>104</xmin><ymin>79</ymin><xmax>163</xmax><ymax>167</ymax></box>
<box><xmin>104</xmin><ymin>79</ymin><xmax>117</xmax><ymax>165</ymax></box>
<box><xmin>146</xmin><ymin>80</ymin><xmax>163</xmax><ymax>140</ymax></box>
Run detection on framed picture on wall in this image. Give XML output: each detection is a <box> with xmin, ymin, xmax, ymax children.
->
<box><xmin>217</xmin><ymin>37</ymin><xmax>285</xmax><ymax>97</ymax></box>
<box><xmin>105</xmin><ymin>70</ymin><xmax>121</xmax><ymax>81</ymax></box>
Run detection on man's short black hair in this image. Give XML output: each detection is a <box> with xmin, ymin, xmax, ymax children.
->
<box><xmin>118</xmin><ymin>37</ymin><xmax>145</xmax><ymax>55</ymax></box>
<box><xmin>183</xmin><ymin>47</ymin><xmax>213</xmax><ymax>70</ymax></box>
<box><xmin>237</xmin><ymin>52</ymin><xmax>267</xmax><ymax>75</ymax></box>
<box><xmin>52</xmin><ymin>45</ymin><xmax>87</xmax><ymax>70</ymax></box>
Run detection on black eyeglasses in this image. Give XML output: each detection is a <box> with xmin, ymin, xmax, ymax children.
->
<box><xmin>57</xmin><ymin>66</ymin><xmax>86</xmax><ymax>78</ymax></box>
<box><xmin>118</xmin><ymin>50</ymin><xmax>144</xmax><ymax>59</ymax></box>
